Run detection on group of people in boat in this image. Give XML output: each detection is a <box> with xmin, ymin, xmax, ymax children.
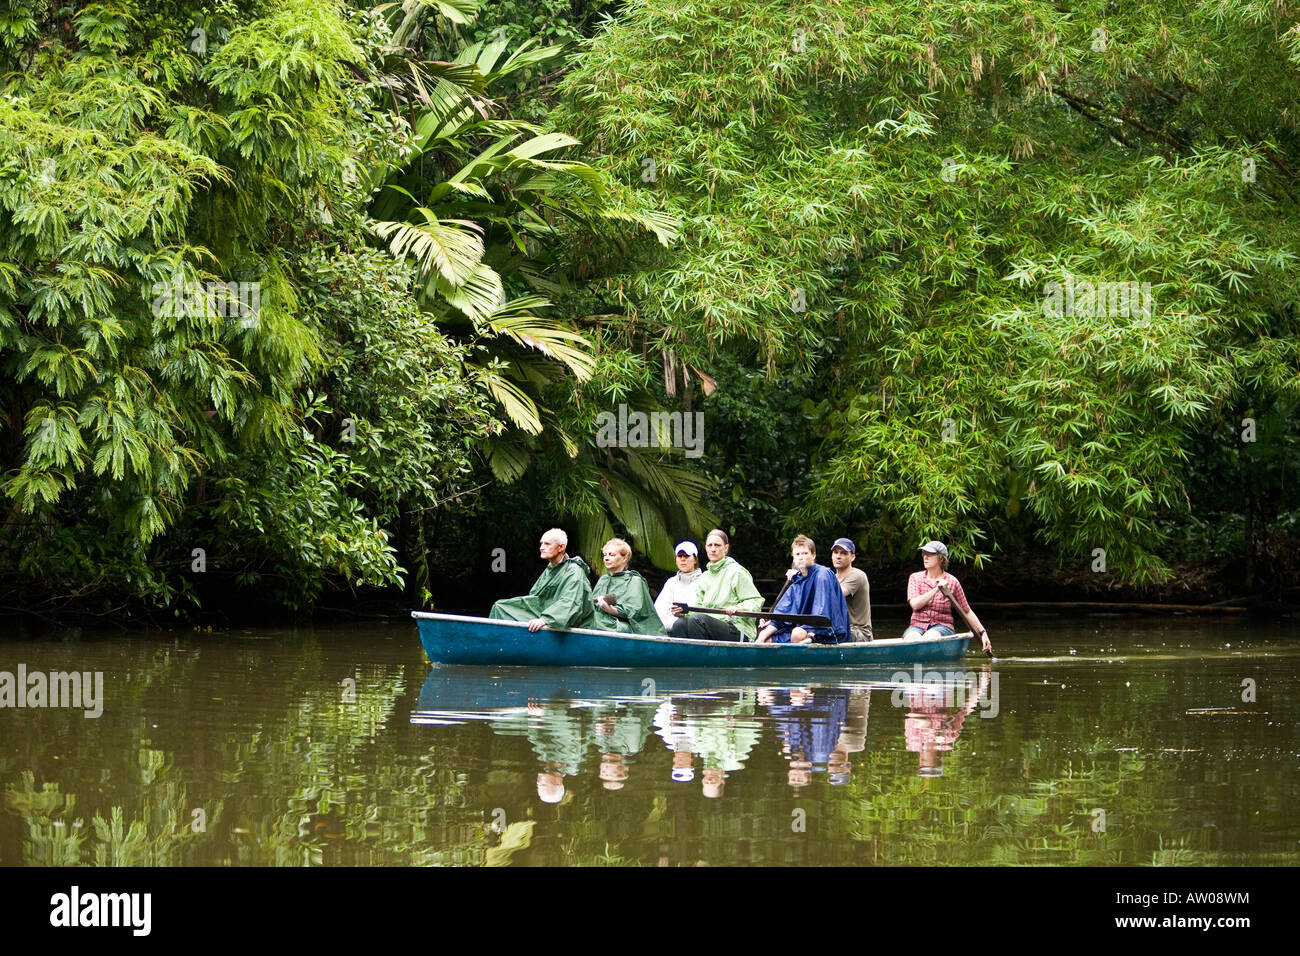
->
<box><xmin>489</xmin><ymin>527</ymin><xmax>993</xmax><ymax>654</ymax></box>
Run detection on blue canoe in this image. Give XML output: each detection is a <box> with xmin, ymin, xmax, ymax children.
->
<box><xmin>412</xmin><ymin>664</ymin><xmax>985</xmax><ymax>717</ymax></box>
<box><xmin>412</xmin><ymin>611</ymin><xmax>972</xmax><ymax>668</ymax></box>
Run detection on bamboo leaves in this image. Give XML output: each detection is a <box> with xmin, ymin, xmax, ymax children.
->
<box><xmin>553</xmin><ymin>0</ymin><xmax>1300</xmax><ymax>580</ymax></box>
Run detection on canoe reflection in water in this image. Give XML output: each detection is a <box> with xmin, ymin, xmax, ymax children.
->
<box><xmin>413</xmin><ymin>664</ymin><xmax>998</xmax><ymax>800</ymax></box>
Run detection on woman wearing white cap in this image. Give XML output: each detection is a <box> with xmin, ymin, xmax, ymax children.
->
<box><xmin>903</xmin><ymin>541</ymin><xmax>992</xmax><ymax>654</ymax></box>
<box><xmin>667</xmin><ymin>529</ymin><xmax>765</xmax><ymax>641</ymax></box>
<box><xmin>654</xmin><ymin>541</ymin><xmax>704</xmax><ymax>630</ymax></box>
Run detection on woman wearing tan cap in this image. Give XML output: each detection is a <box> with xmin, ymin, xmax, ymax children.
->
<box><xmin>903</xmin><ymin>541</ymin><xmax>992</xmax><ymax>654</ymax></box>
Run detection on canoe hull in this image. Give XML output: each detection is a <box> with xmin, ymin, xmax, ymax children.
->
<box><xmin>412</xmin><ymin>611</ymin><xmax>971</xmax><ymax>668</ymax></box>
<box><xmin>414</xmin><ymin>664</ymin><xmax>983</xmax><ymax>716</ymax></box>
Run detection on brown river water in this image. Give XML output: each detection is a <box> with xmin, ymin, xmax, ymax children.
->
<box><xmin>1</xmin><ymin>615</ymin><xmax>1297</xmax><ymax>866</ymax></box>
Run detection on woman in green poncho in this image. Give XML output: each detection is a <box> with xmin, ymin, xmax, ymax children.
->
<box><xmin>592</xmin><ymin>538</ymin><xmax>665</xmax><ymax>635</ymax></box>
<box><xmin>667</xmin><ymin>529</ymin><xmax>764</xmax><ymax>642</ymax></box>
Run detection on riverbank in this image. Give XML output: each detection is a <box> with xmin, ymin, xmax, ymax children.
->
<box><xmin>3</xmin><ymin>549</ymin><xmax>1297</xmax><ymax>634</ymax></box>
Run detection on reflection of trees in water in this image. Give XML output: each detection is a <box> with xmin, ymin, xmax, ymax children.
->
<box><xmin>5</xmin><ymin>651</ymin><xmax>1294</xmax><ymax>866</ymax></box>
<box><xmin>2</xmin><ymin>646</ymin><xmax>224</xmax><ymax>865</ymax></box>
<box><xmin>451</xmin><ymin>668</ymin><xmax>1291</xmax><ymax>865</ymax></box>
<box><xmin>2</xmin><ymin>643</ymin><xmax>409</xmax><ymax>866</ymax></box>
<box><xmin>9</xmin><ymin>751</ymin><xmax>227</xmax><ymax>866</ymax></box>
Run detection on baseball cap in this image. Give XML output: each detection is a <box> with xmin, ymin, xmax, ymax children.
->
<box><xmin>919</xmin><ymin>540</ymin><xmax>949</xmax><ymax>557</ymax></box>
<box><xmin>831</xmin><ymin>537</ymin><xmax>856</xmax><ymax>553</ymax></box>
<box><xmin>674</xmin><ymin>541</ymin><xmax>698</xmax><ymax>556</ymax></box>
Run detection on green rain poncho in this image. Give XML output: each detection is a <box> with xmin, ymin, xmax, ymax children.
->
<box><xmin>592</xmin><ymin>569</ymin><xmax>665</xmax><ymax>635</ymax></box>
<box><xmin>690</xmin><ymin>556</ymin><xmax>764</xmax><ymax>640</ymax></box>
<box><xmin>590</xmin><ymin>701</ymin><xmax>657</xmax><ymax>756</ymax></box>
<box><xmin>490</xmin><ymin>703</ymin><xmax>592</xmax><ymax>775</ymax></box>
<box><xmin>489</xmin><ymin>556</ymin><xmax>595</xmax><ymax>629</ymax></box>
<box><xmin>692</xmin><ymin>693</ymin><xmax>762</xmax><ymax>772</ymax></box>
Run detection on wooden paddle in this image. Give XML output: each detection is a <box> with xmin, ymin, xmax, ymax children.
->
<box><xmin>671</xmin><ymin>603</ymin><xmax>831</xmax><ymax>628</ymax></box>
<box><xmin>752</xmin><ymin>564</ymin><xmax>810</xmax><ymax>634</ymax></box>
<box><xmin>767</xmin><ymin>567</ymin><xmax>798</xmax><ymax>615</ymax></box>
<box><xmin>936</xmin><ymin>582</ymin><xmax>992</xmax><ymax>657</ymax></box>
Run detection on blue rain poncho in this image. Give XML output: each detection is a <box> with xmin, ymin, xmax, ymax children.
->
<box><xmin>767</xmin><ymin>563</ymin><xmax>849</xmax><ymax>643</ymax></box>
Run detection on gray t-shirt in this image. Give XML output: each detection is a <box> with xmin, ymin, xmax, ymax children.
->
<box><xmin>837</xmin><ymin>567</ymin><xmax>873</xmax><ymax>640</ymax></box>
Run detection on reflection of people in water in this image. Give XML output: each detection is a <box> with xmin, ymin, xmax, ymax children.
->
<box><xmin>490</xmin><ymin>698</ymin><xmax>594</xmax><ymax>803</ymax></box>
<box><xmin>763</xmin><ymin>686</ymin><xmax>853</xmax><ymax>790</ymax></box>
<box><xmin>655</xmin><ymin>698</ymin><xmax>699</xmax><ymax>783</ymax></box>
<box><xmin>671</xmin><ymin>749</ymin><xmax>695</xmax><ymax>783</ymax></box>
<box><xmin>654</xmin><ymin>692</ymin><xmax>761</xmax><ymax>796</ymax></box>
<box><xmin>537</xmin><ymin>768</ymin><xmax>566</xmax><ymax>803</ymax></box>
<box><xmin>591</xmin><ymin>701</ymin><xmax>656</xmax><ymax>791</ymax></box>
<box><xmin>489</xmin><ymin>696</ymin><xmax>662</xmax><ymax>800</ymax></box>
<box><xmin>599</xmin><ymin>754</ymin><xmax>630</xmax><ymax>791</ymax></box>
<box><xmin>828</xmin><ymin>689</ymin><xmax>870</xmax><ymax>785</ymax></box>
<box><xmin>904</xmin><ymin>667</ymin><xmax>993</xmax><ymax>777</ymax></box>
<box><xmin>701</xmin><ymin>767</ymin><xmax>726</xmax><ymax>799</ymax></box>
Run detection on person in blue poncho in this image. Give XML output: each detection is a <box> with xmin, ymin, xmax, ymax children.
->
<box><xmin>755</xmin><ymin>535</ymin><xmax>849</xmax><ymax>644</ymax></box>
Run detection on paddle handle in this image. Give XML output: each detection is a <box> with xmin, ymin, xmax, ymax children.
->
<box><xmin>672</xmin><ymin>603</ymin><xmax>831</xmax><ymax>628</ymax></box>
<box><xmin>768</xmin><ymin>568</ymin><xmax>797</xmax><ymax>614</ymax></box>
<box><xmin>936</xmin><ymin>583</ymin><xmax>991</xmax><ymax>657</ymax></box>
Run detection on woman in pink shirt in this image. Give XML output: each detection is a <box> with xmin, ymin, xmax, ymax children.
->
<box><xmin>903</xmin><ymin>541</ymin><xmax>992</xmax><ymax>654</ymax></box>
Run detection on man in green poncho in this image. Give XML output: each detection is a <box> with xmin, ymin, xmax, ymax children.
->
<box><xmin>489</xmin><ymin>528</ymin><xmax>594</xmax><ymax>632</ymax></box>
<box><xmin>591</xmin><ymin>538</ymin><xmax>666</xmax><ymax>635</ymax></box>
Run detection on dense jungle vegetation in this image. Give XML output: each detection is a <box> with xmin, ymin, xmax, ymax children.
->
<box><xmin>1</xmin><ymin>0</ymin><xmax>1297</xmax><ymax>623</ymax></box>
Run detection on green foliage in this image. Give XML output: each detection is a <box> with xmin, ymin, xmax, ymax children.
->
<box><xmin>366</xmin><ymin>21</ymin><xmax>712</xmax><ymax>570</ymax></box>
<box><xmin>0</xmin><ymin>0</ymin><xmax>494</xmax><ymax>611</ymax></box>
<box><xmin>5</xmin><ymin>0</ymin><xmax>1296</xmax><ymax>611</ymax></box>
<box><xmin>412</xmin><ymin>0</ymin><xmax>627</xmax><ymax>120</ymax></box>
<box><xmin>553</xmin><ymin>0</ymin><xmax>1300</xmax><ymax>583</ymax></box>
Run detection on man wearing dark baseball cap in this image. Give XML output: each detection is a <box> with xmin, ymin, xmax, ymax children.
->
<box><xmin>830</xmin><ymin>538</ymin><xmax>872</xmax><ymax>641</ymax></box>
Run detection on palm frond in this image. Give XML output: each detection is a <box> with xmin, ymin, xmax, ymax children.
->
<box><xmin>575</xmin><ymin>512</ymin><xmax>616</xmax><ymax>571</ymax></box>
<box><xmin>432</xmin><ymin>0</ymin><xmax>479</xmax><ymax>26</ymax></box>
<box><xmin>489</xmin><ymin>40</ymin><xmax>566</xmax><ymax>83</ymax></box>
<box><xmin>369</xmin><ymin>216</ymin><xmax>484</xmax><ymax>285</ymax></box>
<box><xmin>622</xmin><ymin>450</ymin><xmax>719</xmax><ymax>533</ymax></box>
<box><xmin>476</xmin><ymin>365</ymin><xmax>542</xmax><ymax>434</ymax></box>
<box><xmin>598</xmin><ymin>207</ymin><xmax>681</xmax><ymax>246</ymax></box>
<box><xmin>482</xmin><ymin>436</ymin><xmax>533</xmax><ymax>483</ymax></box>
<box><xmin>485</xmin><ymin>303</ymin><xmax>597</xmax><ymax>381</ymax></box>
<box><xmin>596</xmin><ymin>470</ymin><xmax>674</xmax><ymax>563</ymax></box>
<box><xmin>391</xmin><ymin>0</ymin><xmax>480</xmax><ymax>46</ymax></box>
<box><xmin>430</xmin><ymin>260</ymin><xmax>504</xmax><ymax>319</ymax></box>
